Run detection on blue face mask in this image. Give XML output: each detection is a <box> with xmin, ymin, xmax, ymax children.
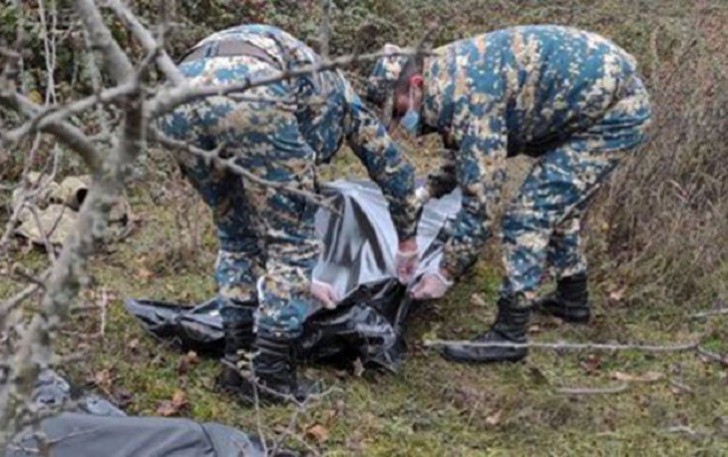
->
<box><xmin>400</xmin><ymin>108</ymin><xmax>421</xmax><ymax>135</ymax></box>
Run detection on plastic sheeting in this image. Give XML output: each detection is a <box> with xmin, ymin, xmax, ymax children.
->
<box><xmin>125</xmin><ymin>180</ymin><xmax>461</xmax><ymax>372</ymax></box>
<box><xmin>6</xmin><ymin>370</ymin><xmax>274</xmax><ymax>457</ymax></box>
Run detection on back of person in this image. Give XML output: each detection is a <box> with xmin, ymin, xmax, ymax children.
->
<box><xmin>425</xmin><ymin>24</ymin><xmax>644</xmax><ymax>156</ymax></box>
<box><xmin>173</xmin><ymin>23</ymin><xmax>348</xmax><ymax>165</ymax></box>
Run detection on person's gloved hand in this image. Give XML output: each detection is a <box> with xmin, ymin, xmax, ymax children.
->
<box><xmin>311</xmin><ymin>279</ymin><xmax>340</xmax><ymax>309</ymax></box>
<box><xmin>414</xmin><ymin>186</ymin><xmax>431</xmax><ymax>206</ymax></box>
<box><xmin>409</xmin><ymin>268</ymin><xmax>453</xmax><ymax>300</ymax></box>
<box><xmin>395</xmin><ymin>238</ymin><xmax>419</xmax><ymax>285</ymax></box>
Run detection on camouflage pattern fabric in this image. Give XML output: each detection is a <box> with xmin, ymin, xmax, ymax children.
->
<box><xmin>367</xmin><ymin>25</ymin><xmax>652</xmax><ymax>303</ymax></box>
<box><xmin>158</xmin><ymin>24</ymin><xmax>418</xmax><ymax>339</ymax></box>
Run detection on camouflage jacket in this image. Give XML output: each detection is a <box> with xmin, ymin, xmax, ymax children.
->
<box><xmin>419</xmin><ymin>25</ymin><xmax>643</xmax><ymax>278</ymax></box>
<box><xmin>185</xmin><ymin>24</ymin><xmax>419</xmax><ymax>241</ymax></box>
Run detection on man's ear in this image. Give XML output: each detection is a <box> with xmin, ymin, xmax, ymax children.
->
<box><xmin>409</xmin><ymin>75</ymin><xmax>424</xmax><ymax>87</ymax></box>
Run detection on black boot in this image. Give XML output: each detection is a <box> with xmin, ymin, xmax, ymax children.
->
<box><xmin>535</xmin><ymin>273</ymin><xmax>590</xmax><ymax>324</ymax></box>
<box><xmin>238</xmin><ymin>332</ymin><xmax>320</xmax><ymax>406</ymax></box>
<box><xmin>218</xmin><ymin>302</ymin><xmax>256</xmax><ymax>391</ymax></box>
<box><xmin>440</xmin><ymin>296</ymin><xmax>530</xmax><ymax>364</ymax></box>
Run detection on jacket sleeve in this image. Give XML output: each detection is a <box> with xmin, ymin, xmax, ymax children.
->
<box><xmin>440</xmin><ymin>112</ymin><xmax>508</xmax><ymax>279</ymax></box>
<box><xmin>341</xmin><ymin>80</ymin><xmax>419</xmax><ymax>241</ymax></box>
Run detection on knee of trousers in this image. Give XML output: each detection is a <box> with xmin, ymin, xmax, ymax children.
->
<box><xmin>501</xmin><ymin>207</ymin><xmax>552</xmax><ymax>247</ymax></box>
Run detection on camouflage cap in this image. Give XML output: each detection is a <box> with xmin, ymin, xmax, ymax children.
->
<box><xmin>365</xmin><ymin>44</ymin><xmax>409</xmax><ymax>125</ymax></box>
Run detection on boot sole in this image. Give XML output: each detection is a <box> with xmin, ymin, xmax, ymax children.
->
<box><xmin>534</xmin><ymin>306</ymin><xmax>591</xmax><ymax>324</ymax></box>
<box><xmin>439</xmin><ymin>349</ymin><xmax>528</xmax><ymax>364</ymax></box>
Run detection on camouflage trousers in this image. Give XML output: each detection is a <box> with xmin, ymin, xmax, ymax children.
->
<box><xmin>159</xmin><ymin>55</ymin><xmax>320</xmax><ymax>340</ymax></box>
<box><xmin>500</xmin><ymin>76</ymin><xmax>652</xmax><ymax>305</ymax></box>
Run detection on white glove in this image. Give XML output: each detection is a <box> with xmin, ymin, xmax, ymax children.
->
<box><xmin>311</xmin><ymin>279</ymin><xmax>340</xmax><ymax>309</ymax></box>
<box><xmin>409</xmin><ymin>269</ymin><xmax>453</xmax><ymax>301</ymax></box>
<box><xmin>395</xmin><ymin>248</ymin><xmax>419</xmax><ymax>285</ymax></box>
<box><xmin>414</xmin><ymin>186</ymin><xmax>431</xmax><ymax>206</ymax></box>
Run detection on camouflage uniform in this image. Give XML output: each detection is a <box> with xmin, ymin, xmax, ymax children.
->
<box><xmin>159</xmin><ymin>24</ymin><xmax>419</xmax><ymax>341</ymax></box>
<box><xmin>368</xmin><ymin>25</ymin><xmax>652</xmax><ymax>305</ymax></box>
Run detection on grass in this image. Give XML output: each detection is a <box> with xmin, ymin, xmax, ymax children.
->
<box><xmin>1</xmin><ymin>147</ymin><xmax>717</xmax><ymax>456</ymax></box>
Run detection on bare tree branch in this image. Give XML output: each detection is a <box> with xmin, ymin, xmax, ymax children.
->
<box><xmin>4</xmin><ymin>83</ymin><xmax>138</xmax><ymax>143</ymax></box>
<box><xmin>147</xmin><ymin>48</ymin><xmax>428</xmax><ymax>119</ymax></box>
<box><xmin>74</xmin><ymin>0</ymin><xmax>134</xmax><ymax>83</ymax></box>
<box><xmin>0</xmin><ymin>6</ymin><xmax>146</xmax><ymax>434</ymax></box>
<box><xmin>0</xmin><ymin>92</ymin><xmax>101</xmax><ymax>172</ymax></box>
<box><xmin>105</xmin><ymin>0</ymin><xmax>183</xmax><ymax>84</ymax></box>
<box><xmin>149</xmin><ymin>128</ymin><xmax>340</xmax><ymax>213</ymax></box>
<box><xmin>0</xmin><ymin>285</ymin><xmax>41</xmax><ymax>325</ymax></box>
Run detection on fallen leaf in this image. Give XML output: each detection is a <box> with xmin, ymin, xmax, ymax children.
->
<box><xmin>608</xmin><ymin>285</ymin><xmax>628</xmax><ymax>302</ymax></box>
<box><xmin>177</xmin><ymin>351</ymin><xmax>200</xmax><ymax>375</ymax></box>
<box><xmin>135</xmin><ymin>268</ymin><xmax>154</xmax><ymax>280</ymax></box>
<box><xmin>93</xmin><ymin>369</ymin><xmax>112</xmax><ymax>389</ymax></box>
<box><xmin>127</xmin><ymin>338</ymin><xmax>140</xmax><ymax>351</ymax></box>
<box><xmin>112</xmin><ymin>387</ymin><xmax>133</xmax><ymax>407</ymax></box>
<box><xmin>470</xmin><ymin>293</ymin><xmax>487</xmax><ymax>307</ymax></box>
<box><xmin>527</xmin><ymin>365</ymin><xmax>549</xmax><ymax>385</ymax></box>
<box><xmin>185</xmin><ymin>351</ymin><xmax>199</xmax><ymax>364</ymax></box>
<box><xmin>305</xmin><ymin>423</ymin><xmax>329</xmax><ymax>444</ymax></box>
<box><xmin>612</xmin><ymin>371</ymin><xmax>664</xmax><ymax>383</ymax></box>
<box><xmin>323</xmin><ymin>408</ymin><xmax>339</xmax><ymax>428</ymax></box>
<box><xmin>156</xmin><ymin>390</ymin><xmax>188</xmax><ymax>417</ymax></box>
<box><xmin>580</xmin><ymin>354</ymin><xmax>602</xmax><ymax>375</ymax></box>
<box><xmin>172</xmin><ymin>390</ymin><xmax>187</xmax><ymax>407</ymax></box>
<box><xmin>485</xmin><ymin>409</ymin><xmax>503</xmax><ymax>426</ymax></box>
<box><xmin>528</xmin><ymin>324</ymin><xmax>542</xmax><ymax>334</ymax></box>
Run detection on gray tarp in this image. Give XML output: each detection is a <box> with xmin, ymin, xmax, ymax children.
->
<box><xmin>7</xmin><ymin>371</ymin><xmax>275</xmax><ymax>457</ymax></box>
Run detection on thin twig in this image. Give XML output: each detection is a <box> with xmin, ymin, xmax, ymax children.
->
<box><xmin>670</xmin><ymin>379</ymin><xmax>694</xmax><ymax>394</ymax></box>
<box><xmin>105</xmin><ymin>0</ymin><xmax>183</xmax><ymax>84</ymax></box>
<box><xmin>556</xmin><ymin>383</ymin><xmax>629</xmax><ymax>395</ymax></box>
<box><xmin>663</xmin><ymin>425</ymin><xmax>702</xmax><ymax>438</ymax></box>
<box><xmin>0</xmin><ymin>92</ymin><xmax>101</xmax><ymax>171</ymax></box>
<box><xmin>99</xmin><ymin>287</ymin><xmax>108</xmax><ymax>337</ymax></box>
<box><xmin>149</xmin><ymin>128</ymin><xmax>340</xmax><ymax>213</ymax></box>
<box><xmin>147</xmin><ymin>48</ymin><xmax>431</xmax><ymax>119</ymax></box>
<box><xmin>11</xmin><ymin>265</ymin><xmax>49</xmax><ymax>288</ymax></box>
<box><xmin>690</xmin><ymin>308</ymin><xmax>728</xmax><ymax>319</ymax></box>
<box><xmin>320</xmin><ymin>0</ymin><xmax>332</xmax><ymax>60</ymax></box>
<box><xmin>0</xmin><ymin>285</ymin><xmax>40</xmax><ymax>323</ymax></box>
<box><xmin>25</xmin><ymin>204</ymin><xmax>59</xmax><ymax>263</ymax></box>
<box><xmin>696</xmin><ymin>346</ymin><xmax>728</xmax><ymax>367</ymax></box>
<box><xmin>5</xmin><ymin>83</ymin><xmax>138</xmax><ymax>143</ymax></box>
<box><xmin>424</xmin><ymin>340</ymin><xmax>700</xmax><ymax>352</ymax></box>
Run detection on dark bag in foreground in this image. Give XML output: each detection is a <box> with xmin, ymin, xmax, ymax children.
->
<box><xmin>6</xmin><ymin>370</ymin><xmax>280</xmax><ymax>457</ymax></box>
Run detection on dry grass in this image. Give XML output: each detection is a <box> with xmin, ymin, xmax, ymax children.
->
<box><xmin>592</xmin><ymin>6</ymin><xmax>728</xmax><ymax>309</ymax></box>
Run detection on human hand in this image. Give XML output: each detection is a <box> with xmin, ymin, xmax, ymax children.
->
<box><xmin>311</xmin><ymin>279</ymin><xmax>340</xmax><ymax>309</ymax></box>
<box><xmin>409</xmin><ymin>268</ymin><xmax>453</xmax><ymax>300</ymax></box>
<box><xmin>395</xmin><ymin>238</ymin><xmax>419</xmax><ymax>284</ymax></box>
